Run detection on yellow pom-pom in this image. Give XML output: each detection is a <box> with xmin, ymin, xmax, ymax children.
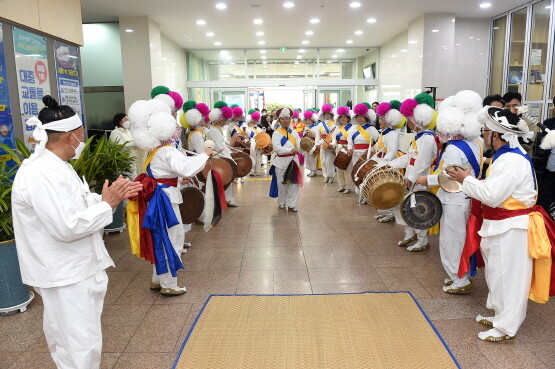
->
<box><xmin>427</xmin><ymin>110</ymin><xmax>438</xmax><ymax>129</ymax></box>
<box><xmin>179</xmin><ymin>113</ymin><xmax>190</xmax><ymax>129</ymax></box>
<box><xmin>394</xmin><ymin>116</ymin><xmax>407</xmax><ymax>129</ymax></box>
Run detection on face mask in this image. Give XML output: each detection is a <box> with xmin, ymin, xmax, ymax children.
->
<box><xmin>70</xmin><ymin>133</ymin><xmax>85</xmax><ymax>159</ymax></box>
<box><xmin>122</xmin><ymin>121</ymin><xmax>131</xmax><ymax>129</ymax></box>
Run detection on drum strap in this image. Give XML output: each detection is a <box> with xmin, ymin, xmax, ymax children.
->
<box><xmin>277</xmin><ymin>127</ymin><xmax>297</xmax><ymax>147</ymax></box>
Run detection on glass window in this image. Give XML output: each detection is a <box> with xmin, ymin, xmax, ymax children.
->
<box><xmin>490</xmin><ymin>16</ymin><xmax>507</xmax><ymax>94</ymax></box>
<box><xmin>507</xmin><ymin>8</ymin><xmax>527</xmax><ymax>94</ymax></box>
<box><xmin>526</xmin><ymin>0</ymin><xmax>551</xmax><ymax>101</ymax></box>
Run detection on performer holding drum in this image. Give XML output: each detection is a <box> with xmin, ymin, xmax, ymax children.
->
<box><xmin>301</xmin><ymin>110</ymin><xmax>320</xmax><ymax>177</ymax></box>
<box><xmin>318</xmin><ymin>104</ymin><xmax>337</xmax><ymax>183</ymax></box>
<box><xmin>332</xmin><ymin>106</ymin><xmax>355</xmax><ymax>194</ymax></box>
<box><xmin>390</xmin><ymin>93</ymin><xmax>439</xmax><ymax>252</ymax></box>
<box><xmin>415</xmin><ymin>90</ymin><xmax>483</xmax><ymax>294</ymax></box>
<box><xmin>246</xmin><ymin>110</ymin><xmax>264</xmax><ymax>176</ymax></box>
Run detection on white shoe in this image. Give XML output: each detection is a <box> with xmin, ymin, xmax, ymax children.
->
<box><xmin>398</xmin><ymin>235</ymin><xmax>417</xmax><ymax>246</ymax></box>
<box><xmin>377</xmin><ymin>215</ymin><xmax>394</xmax><ymax>223</ymax></box>
<box><xmin>227</xmin><ymin>201</ymin><xmax>238</xmax><ymax>207</ymax></box>
<box><xmin>443</xmin><ymin>278</ymin><xmax>453</xmax><ymax>286</ymax></box>
<box><xmin>181</xmin><ymin>248</ymin><xmax>188</xmax><ymax>254</ymax></box>
<box><xmin>324</xmin><ymin>178</ymin><xmax>329</xmax><ymax>183</ymax></box>
<box><xmin>337</xmin><ymin>187</ymin><xmax>346</xmax><ymax>193</ymax></box>
<box><xmin>290</xmin><ymin>207</ymin><xmax>298</xmax><ymax>212</ymax></box>
<box><xmin>374</xmin><ymin>214</ymin><xmax>383</xmax><ymax>220</ymax></box>
<box><xmin>342</xmin><ymin>189</ymin><xmax>351</xmax><ymax>194</ymax></box>
<box><xmin>240</xmin><ymin>178</ymin><xmax>246</xmax><ymax>183</ymax></box>
<box><xmin>476</xmin><ymin>315</ymin><xmax>494</xmax><ymax>327</ymax></box>
<box><xmin>279</xmin><ymin>204</ymin><xmax>285</xmax><ymax>209</ymax></box>
<box><xmin>442</xmin><ymin>281</ymin><xmax>473</xmax><ymax>294</ymax></box>
<box><xmin>407</xmin><ymin>242</ymin><xmax>430</xmax><ymax>252</ymax></box>
<box><xmin>329</xmin><ymin>177</ymin><xmax>335</xmax><ymax>183</ymax></box>
<box><xmin>477</xmin><ymin>328</ymin><xmax>514</xmax><ymax>342</ymax></box>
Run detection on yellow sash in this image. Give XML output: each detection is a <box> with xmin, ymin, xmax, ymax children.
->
<box><xmin>293</xmin><ymin>121</ymin><xmax>306</xmax><ymax>133</ymax></box>
<box><xmin>143</xmin><ymin>145</ymin><xmax>170</xmax><ymax>172</ymax></box>
<box><xmin>339</xmin><ymin>126</ymin><xmax>349</xmax><ymax>139</ymax></box>
<box><xmin>320</xmin><ymin>121</ymin><xmax>335</xmax><ymax>135</ymax></box>
<box><xmin>233</xmin><ymin>124</ymin><xmax>245</xmax><ymax>136</ymax></box>
<box><xmin>355</xmin><ymin>125</ymin><xmax>371</xmax><ymax>143</ymax></box>
<box><xmin>498</xmin><ymin>197</ymin><xmax>552</xmax><ymax>303</ymax></box>
<box><xmin>187</xmin><ymin>129</ymin><xmax>206</xmax><ymax>148</ymax></box>
<box><xmin>277</xmin><ymin>127</ymin><xmax>297</xmax><ymax>146</ymax></box>
<box><xmin>377</xmin><ymin>134</ymin><xmax>385</xmax><ymax>152</ymax></box>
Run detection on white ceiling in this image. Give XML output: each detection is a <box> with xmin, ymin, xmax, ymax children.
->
<box><xmin>81</xmin><ymin>0</ymin><xmax>527</xmax><ymax>49</ymax></box>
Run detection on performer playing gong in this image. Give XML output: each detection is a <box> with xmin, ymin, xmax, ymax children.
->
<box><xmin>391</xmin><ymin>93</ymin><xmax>439</xmax><ymax>252</ymax></box>
<box><xmin>416</xmin><ymin>90</ymin><xmax>483</xmax><ymax>294</ymax></box>
<box><xmin>447</xmin><ymin>106</ymin><xmax>555</xmax><ymax>342</ymax></box>
<box><xmin>269</xmin><ymin>108</ymin><xmax>302</xmax><ymax>212</ymax></box>
<box><xmin>372</xmin><ymin>100</ymin><xmax>404</xmax><ymax>219</ymax></box>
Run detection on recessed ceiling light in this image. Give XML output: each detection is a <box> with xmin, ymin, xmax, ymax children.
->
<box><xmin>366</xmin><ymin>18</ymin><xmax>377</xmax><ymax>23</ymax></box>
<box><xmin>456</xmin><ymin>43</ymin><xmax>461</xmax><ymax>46</ymax></box>
<box><xmin>355</xmin><ymin>30</ymin><xmax>363</xmax><ymax>35</ymax></box>
<box><xmin>258</xmin><ymin>41</ymin><xmax>265</xmax><ymax>45</ymax></box>
<box><xmin>409</xmin><ymin>40</ymin><xmax>418</xmax><ymax>44</ymax></box>
<box><xmin>336</xmin><ymin>49</ymin><xmax>344</xmax><ymax>53</ymax></box>
<box><xmin>346</xmin><ymin>40</ymin><xmax>353</xmax><ymax>44</ymax></box>
<box><xmin>391</xmin><ymin>54</ymin><xmax>397</xmax><ymax>58</ymax></box>
<box><xmin>469</xmin><ymin>36</ymin><xmax>474</xmax><ymax>39</ymax></box>
<box><xmin>451</xmin><ymin>18</ymin><xmax>455</xmax><ymax>22</ymax></box>
<box><xmin>296</xmin><ymin>55</ymin><xmax>302</xmax><ymax>58</ymax></box>
<box><xmin>253</xmin><ymin>18</ymin><xmax>263</xmax><ymax>24</ymax></box>
<box><xmin>221</xmin><ymin>74</ymin><xmax>230</xmax><ymax>77</ymax></box>
<box><xmin>332</xmin><ymin>54</ymin><xmax>338</xmax><ymax>58</ymax></box>
<box><xmin>431</xmin><ymin>29</ymin><xmax>439</xmax><ymax>33</ymax></box>
<box><xmin>259</xmin><ymin>50</ymin><xmax>266</xmax><ymax>53</ymax></box>
<box><xmin>546</xmin><ymin>5</ymin><xmax>552</xmax><ymax>9</ymax></box>
<box><xmin>214</xmin><ymin>41</ymin><xmax>222</xmax><ymax>46</ymax></box>
<box><xmin>349</xmin><ymin>2</ymin><xmax>361</xmax><ymax>8</ymax></box>
<box><xmin>206</xmin><ymin>32</ymin><xmax>215</xmax><ymax>37</ymax></box>
<box><xmin>305</xmin><ymin>31</ymin><xmax>314</xmax><ymax>36</ymax></box>
<box><xmin>125</xmin><ymin>29</ymin><xmax>133</xmax><ymax>32</ymax></box>
<box><xmin>295</xmin><ymin>61</ymin><xmax>300</xmax><ymax>64</ymax></box>
<box><xmin>283</xmin><ymin>2</ymin><xmax>295</xmax><ymax>8</ymax></box>
<box><xmin>479</xmin><ymin>2</ymin><xmax>492</xmax><ymax>8</ymax></box>
<box><xmin>256</xmin><ymin>31</ymin><xmax>264</xmax><ymax>36</ymax></box>
<box><xmin>310</xmin><ymin>18</ymin><xmax>320</xmax><ymax>24</ymax></box>
<box><xmin>299</xmin><ymin>49</ymin><xmax>305</xmax><ymax>53</ymax></box>
<box><xmin>302</xmin><ymin>40</ymin><xmax>309</xmax><ymax>44</ymax></box>
<box><xmin>196</xmin><ymin>20</ymin><xmax>206</xmax><ymax>25</ymax></box>
<box><xmin>215</xmin><ymin>3</ymin><xmax>227</xmax><ymax>10</ymax></box>
<box><xmin>326</xmin><ymin>60</ymin><xmax>332</xmax><ymax>64</ymax></box>
<box><xmin>400</xmin><ymin>49</ymin><xmax>408</xmax><ymax>52</ymax></box>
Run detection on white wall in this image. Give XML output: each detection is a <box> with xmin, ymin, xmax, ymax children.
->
<box><xmin>158</xmin><ymin>35</ymin><xmax>186</xmax><ymax>97</ymax></box>
<box><xmin>81</xmin><ymin>23</ymin><xmax>123</xmax><ymax>87</ymax></box>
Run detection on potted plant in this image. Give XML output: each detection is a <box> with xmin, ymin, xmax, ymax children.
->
<box><xmin>71</xmin><ymin>134</ymin><xmax>135</xmax><ymax>233</ymax></box>
<box><xmin>0</xmin><ymin>139</ymin><xmax>34</xmax><ymax>315</ymax></box>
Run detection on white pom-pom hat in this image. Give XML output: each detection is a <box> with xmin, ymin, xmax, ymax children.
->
<box><xmin>436</xmin><ymin>90</ymin><xmax>483</xmax><ymax>140</ymax></box>
<box><xmin>128</xmin><ymin>99</ymin><xmax>177</xmax><ymax>151</ymax></box>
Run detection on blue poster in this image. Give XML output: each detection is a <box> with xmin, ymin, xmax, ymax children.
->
<box><xmin>54</xmin><ymin>41</ymin><xmax>84</xmax><ymax>124</ymax></box>
<box><xmin>0</xmin><ymin>24</ymin><xmax>15</xmax><ymax>162</ymax></box>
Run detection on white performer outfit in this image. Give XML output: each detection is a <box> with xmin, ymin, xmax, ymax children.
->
<box><xmin>348</xmin><ymin>115</ymin><xmax>379</xmax><ymax>200</ymax></box>
<box><xmin>333</xmin><ymin>112</ymin><xmax>355</xmax><ymax>193</ymax></box>
<box><xmin>12</xmin><ymin>114</ymin><xmax>113</xmax><ymax>369</ymax></box>
<box><xmin>318</xmin><ymin>105</ymin><xmax>336</xmax><ymax>183</ymax></box>
<box><xmin>303</xmin><ymin>110</ymin><xmax>320</xmax><ymax>177</ymax></box>
<box><xmin>246</xmin><ymin>123</ymin><xmax>263</xmax><ymax>176</ymax></box>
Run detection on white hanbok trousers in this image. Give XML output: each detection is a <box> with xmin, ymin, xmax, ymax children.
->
<box><xmin>439</xmin><ymin>203</ymin><xmax>470</xmax><ymax>282</ymax></box>
<box><xmin>321</xmin><ymin>149</ymin><xmax>336</xmax><ymax>179</ymax></box>
<box><xmin>152</xmin><ymin>203</ymin><xmax>185</xmax><ymax>289</ymax></box>
<box><xmin>337</xmin><ymin>160</ymin><xmax>354</xmax><ymax>190</ymax></box>
<box><xmin>305</xmin><ymin>152</ymin><xmax>317</xmax><ymax>172</ymax></box>
<box><xmin>224</xmin><ymin>185</ymin><xmax>235</xmax><ymax>203</ymax></box>
<box><xmin>481</xmin><ymin>228</ymin><xmax>533</xmax><ymax>337</ymax></box>
<box><xmin>275</xmin><ymin>166</ymin><xmax>300</xmax><ymax>208</ymax></box>
<box><xmin>34</xmin><ymin>271</ymin><xmax>108</xmax><ymax>369</ymax></box>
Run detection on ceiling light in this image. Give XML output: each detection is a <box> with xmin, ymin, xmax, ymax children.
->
<box><xmin>206</xmin><ymin>32</ymin><xmax>215</xmax><ymax>37</ymax></box>
<box><xmin>302</xmin><ymin>40</ymin><xmax>309</xmax><ymax>44</ymax></box>
<box><xmin>124</xmin><ymin>29</ymin><xmax>133</xmax><ymax>32</ymax></box>
<box><xmin>366</xmin><ymin>18</ymin><xmax>377</xmax><ymax>23</ymax></box>
<box><xmin>262</xmin><ymin>61</ymin><xmax>268</xmax><ymax>64</ymax></box>
<box><xmin>256</xmin><ymin>31</ymin><xmax>264</xmax><ymax>36</ymax></box>
<box><xmin>326</xmin><ymin>60</ymin><xmax>332</xmax><ymax>63</ymax></box>
<box><xmin>215</xmin><ymin>3</ymin><xmax>227</xmax><ymax>10</ymax></box>
<box><xmin>253</xmin><ymin>18</ymin><xmax>263</xmax><ymax>24</ymax></box>
<box><xmin>196</xmin><ymin>20</ymin><xmax>206</xmax><ymax>25</ymax></box>
<box><xmin>355</xmin><ymin>30</ymin><xmax>363</xmax><ymax>35</ymax></box>
<box><xmin>329</xmin><ymin>72</ymin><xmax>340</xmax><ymax>76</ymax></box>
<box><xmin>391</xmin><ymin>54</ymin><xmax>397</xmax><ymax>58</ymax></box>
<box><xmin>431</xmin><ymin>29</ymin><xmax>439</xmax><ymax>33</ymax></box>
<box><xmin>258</xmin><ymin>41</ymin><xmax>265</xmax><ymax>45</ymax></box>
<box><xmin>332</xmin><ymin>54</ymin><xmax>337</xmax><ymax>58</ymax></box>
<box><xmin>346</xmin><ymin>40</ymin><xmax>353</xmax><ymax>44</ymax></box>
<box><xmin>349</xmin><ymin>2</ymin><xmax>361</xmax><ymax>8</ymax></box>
<box><xmin>493</xmin><ymin>26</ymin><xmax>500</xmax><ymax>30</ymax></box>
<box><xmin>259</xmin><ymin>50</ymin><xmax>266</xmax><ymax>53</ymax></box>
<box><xmin>409</xmin><ymin>40</ymin><xmax>418</xmax><ymax>44</ymax></box>
<box><xmin>546</xmin><ymin>5</ymin><xmax>552</xmax><ymax>9</ymax></box>
<box><xmin>310</xmin><ymin>18</ymin><xmax>320</xmax><ymax>24</ymax></box>
<box><xmin>295</xmin><ymin>61</ymin><xmax>300</xmax><ymax>64</ymax></box>
<box><xmin>283</xmin><ymin>2</ymin><xmax>295</xmax><ymax>8</ymax></box>
<box><xmin>469</xmin><ymin>36</ymin><xmax>474</xmax><ymax>39</ymax></box>
<box><xmin>479</xmin><ymin>2</ymin><xmax>492</xmax><ymax>8</ymax></box>
<box><xmin>296</xmin><ymin>55</ymin><xmax>302</xmax><ymax>58</ymax></box>
<box><xmin>336</xmin><ymin>49</ymin><xmax>344</xmax><ymax>53</ymax></box>
<box><xmin>214</xmin><ymin>41</ymin><xmax>222</xmax><ymax>46</ymax></box>
<box><xmin>261</xmin><ymin>55</ymin><xmax>267</xmax><ymax>59</ymax></box>
<box><xmin>221</xmin><ymin>74</ymin><xmax>230</xmax><ymax>77</ymax></box>
<box><xmin>299</xmin><ymin>49</ymin><xmax>305</xmax><ymax>53</ymax></box>
<box><xmin>230</xmin><ymin>62</ymin><xmax>235</xmax><ymax>65</ymax></box>
<box><xmin>400</xmin><ymin>49</ymin><xmax>407</xmax><ymax>52</ymax></box>
<box><xmin>305</xmin><ymin>31</ymin><xmax>314</xmax><ymax>36</ymax></box>
<box><xmin>456</xmin><ymin>43</ymin><xmax>461</xmax><ymax>46</ymax></box>
<box><xmin>451</xmin><ymin>18</ymin><xmax>455</xmax><ymax>22</ymax></box>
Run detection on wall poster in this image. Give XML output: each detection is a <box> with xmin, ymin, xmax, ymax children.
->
<box><xmin>0</xmin><ymin>23</ymin><xmax>15</xmax><ymax>162</ymax></box>
<box><xmin>54</xmin><ymin>40</ymin><xmax>84</xmax><ymax>123</ymax></box>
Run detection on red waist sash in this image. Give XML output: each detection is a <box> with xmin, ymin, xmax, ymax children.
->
<box><xmin>354</xmin><ymin>144</ymin><xmax>370</xmax><ymax>150</ymax></box>
<box><xmin>337</xmin><ymin>140</ymin><xmax>348</xmax><ymax>145</ymax></box>
<box><xmin>155</xmin><ymin>177</ymin><xmax>178</xmax><ymax>187</ymax></box>
<box><xmin>277</xmin><ymin>153</ymin><xmax>295</xmax><ymax>157</ymax></box>
<box><xmin>409</xmin><ymin>158</ymin><xmax>415</xmax><ymax>166</ymax></box>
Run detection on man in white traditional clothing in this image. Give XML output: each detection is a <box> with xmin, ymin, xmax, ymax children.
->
<box><xmin>12</xmin><ymin>96</ymin><xmax>143</xmax><ymax>369</ymax></box>
<box><xmin>416</xmin><ymin>90</ymin><xmax>484</xmax><ymax>294</ymax></box>
<box><xmin>447</xmin><ymin>106</ymin><xmax>550</xmax><ymax>342</ymax></box>
<box><xmin>207</xmin><ymin>102</ymin><xmax>238</xmax><ymax>207</ymax></box>
<box><xmin>269</xmin><ymin>108</ymin><xmax>302</xmax><ymax>212</ymax></box>
<box><xmin>318</xmin><ymin>104</ymin><xmax>337</xmax><ymax>183</ymax></box>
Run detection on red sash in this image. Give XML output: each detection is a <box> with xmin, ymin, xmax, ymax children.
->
<box><xmin>354</xmin><ymin>144</ymin><xmax>370</xmax><ymax>150</ymax></box>
<box><xmin>337</xmin><ymin>140</ymin><xmax>348</xmax><ymax>145</ymax></box>
<box><xmin>277</xmin><ymin>153</ymin><xmax>295</xmax><ymax>157</ymax></box>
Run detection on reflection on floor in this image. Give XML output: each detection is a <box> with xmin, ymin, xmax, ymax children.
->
<box><xmin>2</xmin><ymin>168</ymin><xmax>555</xmax><ymax>369</ymax></box>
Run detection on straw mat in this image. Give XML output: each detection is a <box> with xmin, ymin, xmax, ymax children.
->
<box><xmin>174</xmin><ymin>292</ymin><xmax>459</xmax><ymax>369</ymax></box>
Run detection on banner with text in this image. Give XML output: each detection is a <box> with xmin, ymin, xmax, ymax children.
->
<box><xmin>13</xmin><ymin>27</ymin><xmax>51</xmax><ymax>151</ymax></box>
<box><xmin>54</xmin><ymin>41</ymin><xmax>84</xmax><ymax>124</ymax></box>
<box><xmin>0</xmin><ymin>24</ymin><xmax>15</xmax><ymax>162</ymax></box>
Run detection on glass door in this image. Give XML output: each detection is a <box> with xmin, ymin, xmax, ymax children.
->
<box><xmin>317</xmin><ymin>87</ymin><xmax>353</xmax><ymax>108</ymax></box>
<box><xmin>303</xmin><ymin>89</ymin><xmax>316</xmax><ymax>111</ymax></box>
<box><xmin>210</xmin><ymin>88</ymin><xmax>247</xmax><ymax>109</ymax></box>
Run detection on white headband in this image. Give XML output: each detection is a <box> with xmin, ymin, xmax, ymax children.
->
<box><xmin>22</xmin><ymin>114</ymin><xmax>83</xmax><ymax>166</ymax></box>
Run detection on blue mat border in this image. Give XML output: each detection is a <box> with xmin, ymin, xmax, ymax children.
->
<box><xmin>172</xmin><ymin>291</ymin><xmax>461</xmax><ymax>369</ymax></box>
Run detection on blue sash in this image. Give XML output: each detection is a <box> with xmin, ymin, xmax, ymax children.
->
<box><xmin>415</xmin><ymin>130</ymin><xmax>435</xmax><ymax>140</ymax></box>
<box><xmin>309</xmin><ymin>123</ymin><xmax>319</xmax><ymax>129</ymax></box>
<box><xmin>322</xmin><ymin>122</ymin><xmax>331</xmax><ymax>133</ymax></box>
<box><xmin>144</xmin><ymin>165</ymin><xmax>183</xmax><ymax>277</ymax></box>
<box><xmin>336</xmin><ymin>124</ymin><xmax>352</xmax><ymax>141</ymax></box>
<box><xmin>433</xmin><ymin>140</ymin><xmax>480</xmax><ymax>177</ymax></box>
<box><xmin>492</xmin><ymin>145</ymin><xmax>536</xmax><ymax>189</ymax></box>
<box><xmin>351</xmin><ymin>123</ymin><xmax>371</xmax><ymax>143</ymax></box>
<box><xmin>280</xmin><ymin>129</ymin><xmax>294</xmax><ymax>147</ymax></box>
<box><xmin>382</xmin><ymin>128</ymin><xmax>392</xmax><ymax>135</ymax></box>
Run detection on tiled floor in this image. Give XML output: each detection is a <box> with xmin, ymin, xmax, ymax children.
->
<box><xmin>2</xmin><ymin>169</ymin><xmax>555</xmax><ymax>369</ymax></box>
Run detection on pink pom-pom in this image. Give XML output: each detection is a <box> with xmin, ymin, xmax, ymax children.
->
<box><xmin>203</xmin><ymin>113</ymin><xmax>210</xmax><ymax>123</ymax></box>
<box><xmin>251</xmin><ymin>112</ymin><xmax>261</xmax><ymax>121</ymax></box>
<box><xmin>337</xmin><ymin>106</ymin><xmax>350</xmax><ymax>116</ymax></box>
<box><xmin>303</xmin><ymin>110</ymin><xmax>314</xmax><ymax>120</ymax></box>
<box><xmin>232</xmin><ymin>106</ymin><xmax>244</xmax><ymax>117</ymax></box>
<box><xmin>376</xmin><ymin>102</ymin><xmax>391</xmax><ymax>117</ymax></box>
<box><xmin>221</xmin><ymin>106</ymin><xmax>233</xmax><ymax>120</ymax></box>
<box><xmin>400</xmin><ymin>99</ymin><xmax>418</xmax><ymax>117</ymax></box>
<box><xmin>353</xmin><ymin>103</ymin><xmax>369</xmax><ymax>116</ymax></box>
<box><xmin>167</xmin><ymin>91</ymin><xmax>183</xmax><ymax>110</ymax></box>
<box><xmin>321</xmin><ymin>104</ymin><xmax>333</xmax><ymax>113</ymax></box>
<box><xmin>293</xmin><ymin>110</ymin><xmax>300</xmax><ymax>118</ymax></box>
<box><xmin>196</xmin><ymin>103</ymin><xmax>210</xmax><ymax>116</ymax></box>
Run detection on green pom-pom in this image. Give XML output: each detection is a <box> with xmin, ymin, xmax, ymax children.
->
<box><xmin>183</xmin><ymin>100</ymin><xmax>197</xmax><ymax>112</ymax></box>
<box><xmin>151</xmin><ymin>85</ymin><xmax>169</xmax><ymax>98</ymax></box>
<box><xmin>315</xmin><ymin>108</ymin><xmax>320</xmax><ymax>112</ymax></box>
<box><xmin>248</xmin><ymin>109</ymin><xmax>256</xmax><ymax>115</ymax></box>
<box><xmin>294</xmin><ymin>108</ymin><xmax>301</xmax><ymax>112</ymax></box>
<box><xmin>363</xmin><ymin>102</ymin><xmax>372</xmax><ymax>109</ymax></box>
<box><xmin>389</xmin><ymin>100</ymin><xmax>401</xmax><ymax>110</ymax></box>
<box><xmin>415</xmin><ymin>93</ymin><xmax>435</xmax><ymax>108</ymax></box>
<box><xmin>214</xmin><ymin>101</ymin><xmax>227</xmax><ymax>109</ymax></box>
<box><xmin>230</xmin><ymin>104</ymin><xmax>239</xmax><ymax>108</ymax></box>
